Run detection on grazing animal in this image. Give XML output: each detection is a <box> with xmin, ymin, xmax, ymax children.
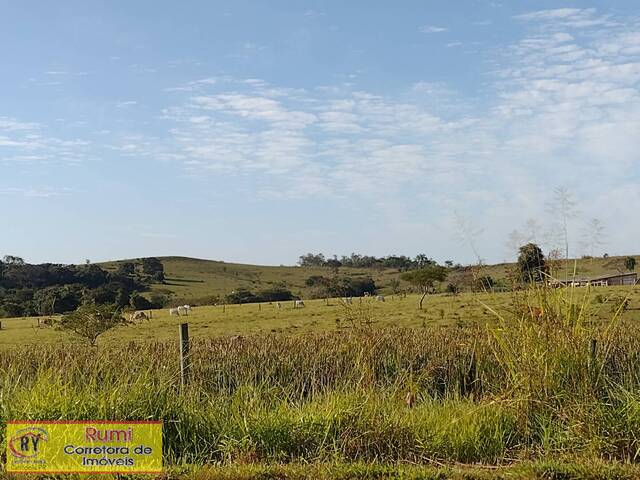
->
<box><xmin>169</xmin><ymin>308</ymin><xmax>180</xmax><ymax>316</ymax></box>
<box><xmin>364</xmin><ymin>292</ymin><xmax>371</xmax><ymax>297</ymax></box>
<box><xmin>295</xmin><ymin>300</ymin><xmax>305</xmax><ymax>308</ymax></box>
<box><xmin>376</xmin><ymin>295</ymin><xmax>385</xmax><ymax>302</ymax></box>
<box><xmin>276</xmin><ymin>301</ymin><xmax>282</xmax><ymax>309</ymax></box>
<box><xmin>177</xmin><ymin>305</ymin><xmax>191</xmax><ymax>316</ymax></box>
<box><xmin>130</xmin><ymin>311</ymin><xmax>149</xmax><ymax>322</ymax></box>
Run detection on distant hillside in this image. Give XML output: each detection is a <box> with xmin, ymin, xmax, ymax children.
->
<box><xmin>99</xmin><ymin>254</ymin><xmax>639</xmax><ymax>303</ymax></box>
<box><xmin>100</xmin><ymin>256</ymin><xmax>405</xmax><ymax>302</ymax></box>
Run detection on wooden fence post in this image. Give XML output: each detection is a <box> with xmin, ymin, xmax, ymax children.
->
<box><xmin>0</xmin><ymin>321</ymin><xmax>2</xmax><ymax>330</ymax></box>
<box><xmin>180</xmin><ymin>323</ymin><xmax>190</xmax><ymax>387</ymax></box>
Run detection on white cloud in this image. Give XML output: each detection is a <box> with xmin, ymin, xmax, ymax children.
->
<box><xmin>303</xmin><ymin>10</ymin><xmax>325</xmax><ymax>18</ymax></box>
<box><xmin>0</xmin><ymin>187</ymin><xmax>71</xmax><ymax>198</ymax></box>
<box><xmin>154</xmin><ymin>7</ymin><xmax>640</xmax><ymax>261</ymax></box>
<box><xmin>0</xmin><ymin>116</ymin><xmax>91</xmax><ymax>165</ymax></box>
<box><xmin>116</xmin><ymin>101</ymin><xmax>138</xmax><ymax>108</ymax></box>
<box><xmin>420</xmin><ymin>25</ymin><xmax>448</xmax><ymax>33</ymax></box>
<box><xmin>515</xmin><ymin>8</ymin><xmax>615</xmax><ymax>29</ymax></box>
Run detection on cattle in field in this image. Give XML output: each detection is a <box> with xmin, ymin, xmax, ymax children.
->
<box><xmin>376</xmin><ymin>295</ymin><xmax>385</xmax><ymax>302</ymax></box>
<box><xmin>169</xmin><ymin>308</ymin><xmax>180</xmax><ymax>316</ymax></box>
<box><xmin>276</xmin><ymin>302</ymin><xmax>282</xmax><ymax>309</ymax></box>
<box><xmin>177</xmin><ymin>305</ymin><xmax>191</xmax><ymax>316</ymax></box>
<box><xmin>364</xmin><ymin>292</ymin><xmax>371</xmax><ymax>297</ymax></box>
<box><xmin>130</xmin><ymin>311</ymin><xmax>149</xmax><ymax>322</ymax></box>
<box><xmin>295</xmin><ymin>300</ymin><xmax>305</xmax><ymax>308</ymax></box>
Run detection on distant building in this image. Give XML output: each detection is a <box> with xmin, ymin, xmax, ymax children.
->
<box><xmin>550</xmin><ymin>272</ymin><xmax>638</xmax><ymax>287</ymax></box>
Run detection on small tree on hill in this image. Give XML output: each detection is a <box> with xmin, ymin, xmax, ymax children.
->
<box><xmin>518</xmin><ymin>243</ymin><xmax>546</xmax><ymax>283</ymax></box>
<box><xmin>625</xmin><ymin>257</ymin><xmax>636</xmax><ymax>272</ymax></box>
<box><xmin>48</xmin><ymin>302</ymin><xmax>129</xmax><ymax>346</ymax></box>
<box><xmin>401</xmin><ymin>266</ymin><xmax>447</xmax><ymax>310</ymax></box>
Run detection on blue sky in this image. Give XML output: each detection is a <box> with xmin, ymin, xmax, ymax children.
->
<box><xmin>1</xmin><ymin>1</ymin><xmax>639</xmax><ymax>265</ymax></box>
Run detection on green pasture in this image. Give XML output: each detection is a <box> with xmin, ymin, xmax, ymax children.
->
<box><xmin>1</xmin><ymin>285</ymin><xmax>639</xmax><ymax>347</ymax></box>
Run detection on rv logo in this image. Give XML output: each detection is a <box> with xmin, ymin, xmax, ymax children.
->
<box><xmin>8</xmin><ymin>427</ymin><xmax>49</xmax><ymax>459</ymax></box>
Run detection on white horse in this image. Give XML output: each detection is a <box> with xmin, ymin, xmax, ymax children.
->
<box><xmin>177</xmin><ymin>305</ymin><xmax>191</xmax><ymax>316</ymax></box>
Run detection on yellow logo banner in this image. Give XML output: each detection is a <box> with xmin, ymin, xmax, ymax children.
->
<box><xmin>6</xmin><ymin>420</ymin><xmax>162</xmax><ymax>474</ymax></box>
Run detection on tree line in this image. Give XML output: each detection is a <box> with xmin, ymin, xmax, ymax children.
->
<box><xmin>0</xmin><ymin>256</ymin><xmax>166</xmax><ymax>318</ymax></box>
<box><xmin>298</xmin><ymin>252</ymin><xmax>457</xmax><ymax>271</ymax></box>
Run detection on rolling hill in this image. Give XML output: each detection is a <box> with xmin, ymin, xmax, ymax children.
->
<box><xmin>99</xmin><ymin>254</ymin><xmax>640</xmax><ymax>304</ymax></box>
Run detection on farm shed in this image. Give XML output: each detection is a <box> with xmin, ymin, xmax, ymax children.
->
<box><xmin>550</xmin><ymin>272</ymin><xmax>638</xmax><ymax>287</ymax></box>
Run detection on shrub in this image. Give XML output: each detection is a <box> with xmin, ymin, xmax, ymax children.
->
<box><xmin>48</xmin><ymin>302</ymin><xmax>129</xmax><ymax>346</ymax></box>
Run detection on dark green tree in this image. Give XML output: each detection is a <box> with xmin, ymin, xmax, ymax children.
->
<box><xmin>414</xmin><ymin>254</ymin><xmax>435</xmax><ymax>268</ymax></box>
<box><xmin>117</xmin><ymin>262</ymin><xmax>136</xmax><ymax>276</ymax></box>
<box><xmin>517</xmin><ymin>243</ymin><xmax>546</xmax><ymax>283</ymax></box>
<box><xmin>625</xmin><ymin>256</ymin><xmax>636</xmax><ymax>272</ymax></box>
<box><xmin>33</xmin><ymin>285</ymin><xmax>82</xmax><ymax>315</ymax></box>
<box><xmin>141</xmin><ymin>257</ymin><xmax>164</xmax><ymax>282</ymax></box>
<box><xmin>129</xmin><ymin>292</ymin><xmax>152</xmax><ymax>310</ymax></box>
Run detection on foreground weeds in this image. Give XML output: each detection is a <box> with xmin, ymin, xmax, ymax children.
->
<box><xmin>2</xmin><ymin>459</ymin><xmax>640</xmax><ymax>480</ymax></box>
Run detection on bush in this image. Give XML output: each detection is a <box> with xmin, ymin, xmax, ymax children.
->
<box><xmin>48</xmin><ymin>302</ymin><xmax>129</xmax><ymax>346</ymax></box>
<box><xmin>445</xmin><ymin>283</ymin><xmax>459</xmax><ymax>295</ymax></box>
<box><xmin>225</xmin><ymin>288</ymin><xmax>295</xmax><ymax>304</ymax></box>
<box><xmin>304</xmin><ymin>276</ymin><xmax>377</xmax><ymax>298</ymax></box>
<box><xmin>256</xmin><ymin>288</ymin><xmax>295</xmax><ymax>302</ymax></box>
<box><xmin>149</xmin><ymin>293</ymin><xmax>169</xmax><ymax>308</ymax></box>
<box><xmin>474</xmin><ymin>275</ymin><xmax>495</xmax><ymax>292</ymax></box>
<box><xmin>129</xmin><ymin>293</ymin><xmax>153</xmax><ymax>310</ymax></box>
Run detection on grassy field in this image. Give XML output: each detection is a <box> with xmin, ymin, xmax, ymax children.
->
<box><xmin>2</xmin><ymin>459</ymin><xmax>636</xmax><ymax>479</ymax></box>
<box><xmin>3</xmin><ymin>259</ymin><xmax>640</xmax><ymax>478</ymax></box>
<box><xmin>1</xmin><ymin>285</ymin><xmax>639</xmax><ymax>346</ymax></box>
<box><xmin>3</xmin><ymin>282</ymin><xmax>640</xmax><ymax>478</ymax></box>
<box><xmin>99</xmin><ymin>254</ymin><xmax>640</xmax><ymax>301</ymax></box>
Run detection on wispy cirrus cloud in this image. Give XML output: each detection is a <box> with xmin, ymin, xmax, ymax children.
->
<box><xmin>420</xmin><ymin>25</ymin><xmax>448</xmax><ymax>33</ymax></box>
<box><xmin>116</xmin><ymin>100</ymin><xmax>138</xmax><ymax>108</ymax></box>
<box><xmin>514</xmin><ymin>8</ymin><xmax>616</xmax><ymax>29</ymax></box>
<box><xmin>0</xmin><ymin>186</ymin><xmax>72</xmax><ymax>198</ymax></box>
<box><xmin>0</xmin><ymin>116</ymin><xmax>91</xmax><ymax>165</ymax></box>
<box><xmin>3</xmin><ymin>6</ymin><xmax>639</xmax><ymax>263</ymax></box>
<box><xmin>152</xmin><ymin>6</ymin><xmax>640</xmax><ymax>260</ymax></box>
